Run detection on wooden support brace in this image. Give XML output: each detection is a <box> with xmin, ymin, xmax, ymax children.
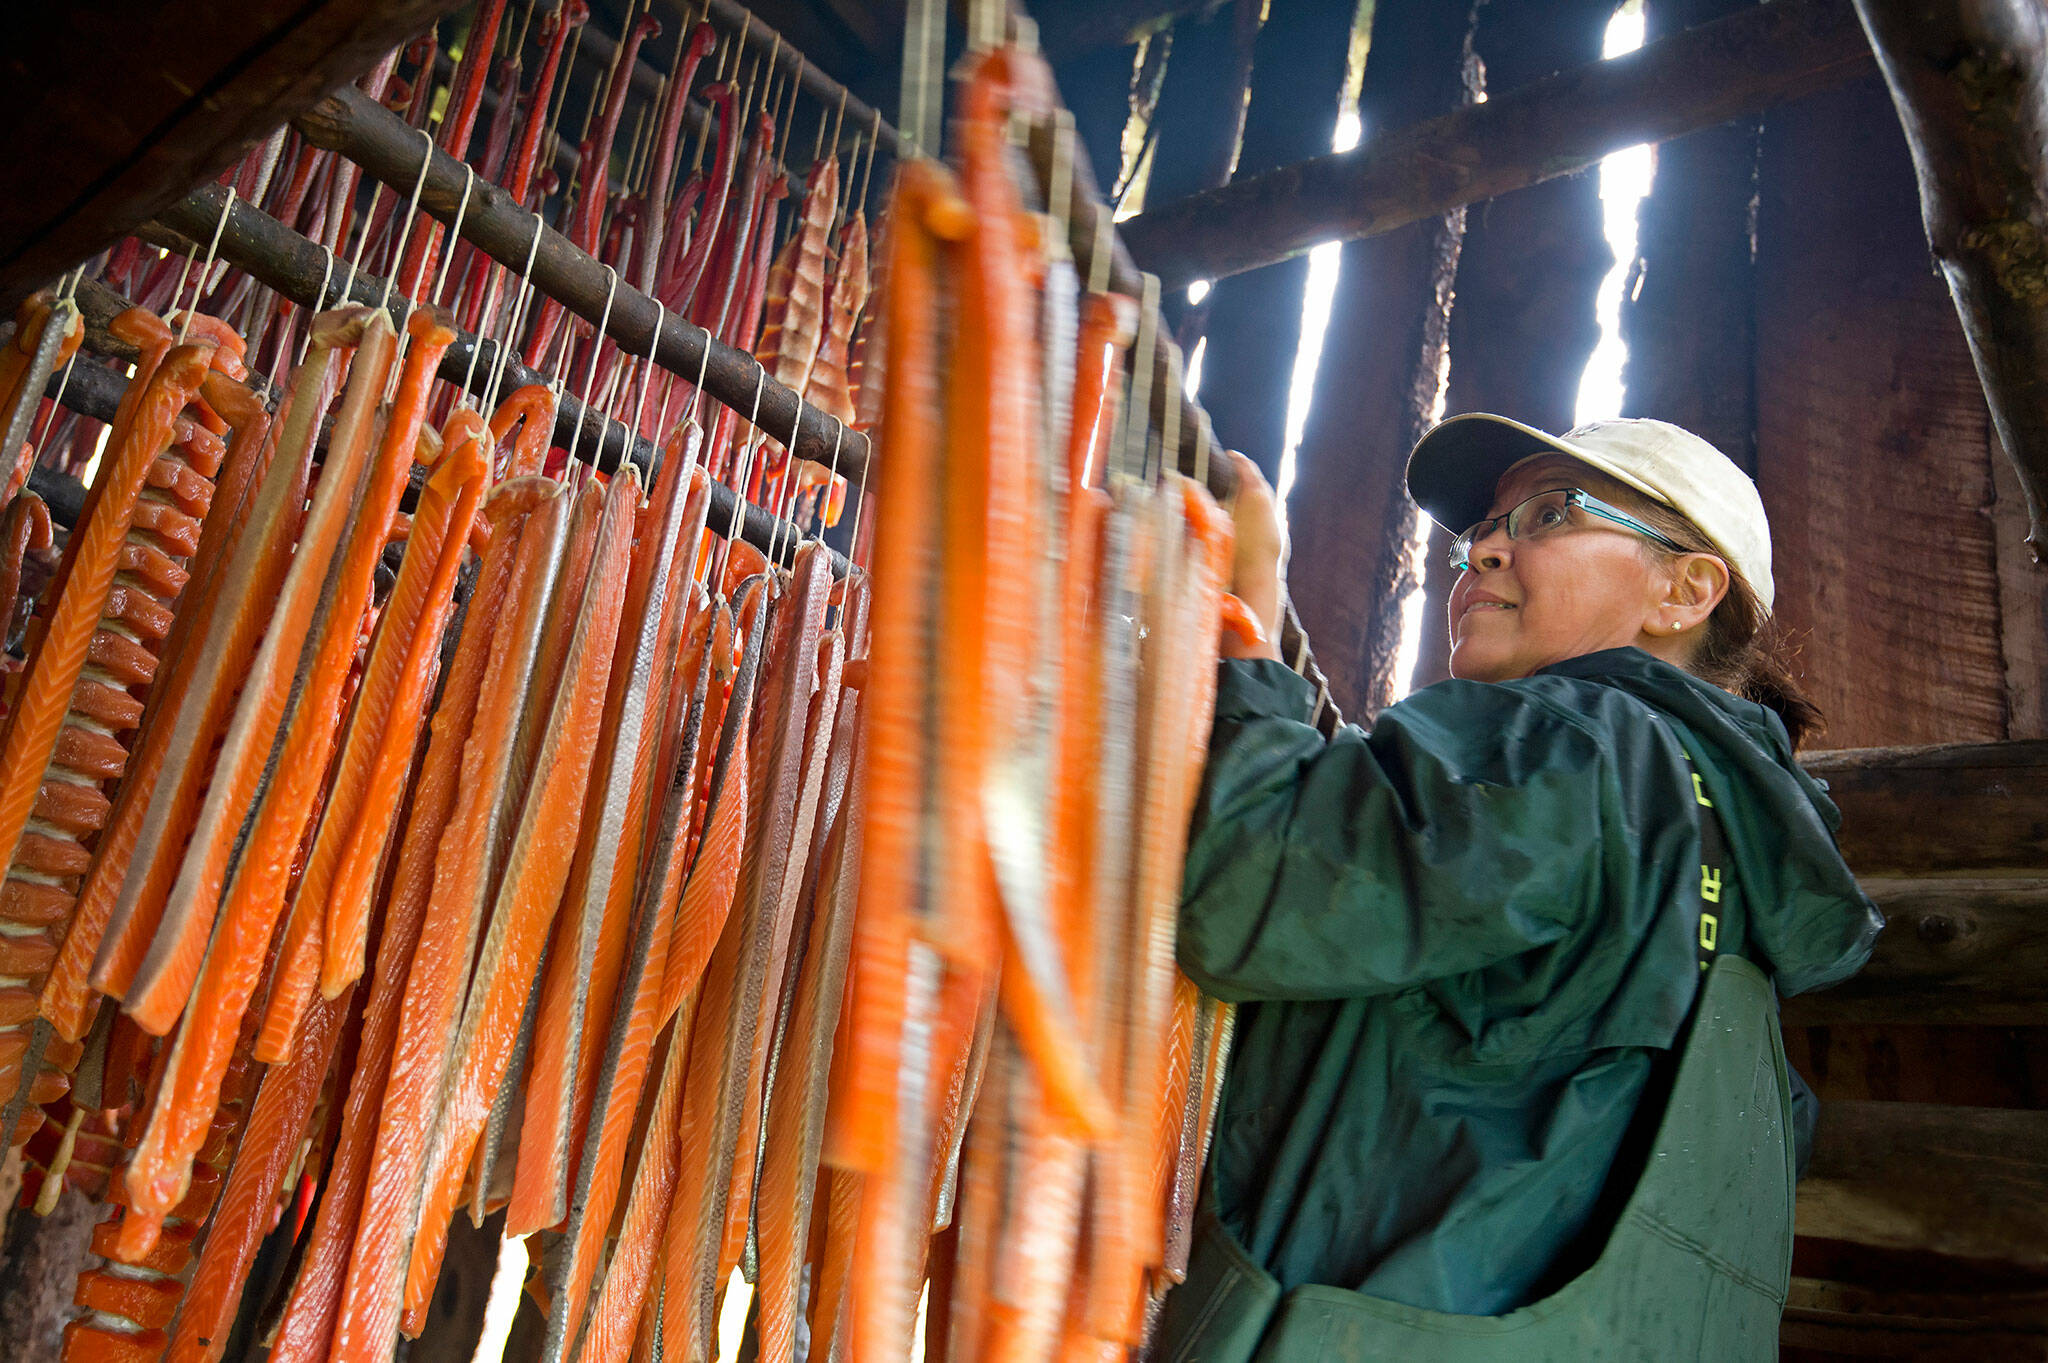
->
<box><xmin>1852</xmin><ymin>0</ymin><xmax>2048</xmax><ymax>558</ymax></box>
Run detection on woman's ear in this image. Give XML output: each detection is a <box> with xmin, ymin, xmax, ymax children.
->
<box><xmin>1661</xmin><ymin>552</ymin><xmax>1730</xmax><ymax>632</ymax></box>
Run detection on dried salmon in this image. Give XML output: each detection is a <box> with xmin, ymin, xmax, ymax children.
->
<box><xmin>262</xmin><ymin>390</ymin><xmax>487</xmax><ymax>1058</ymax></box>
<box><xmin>331</xmin><ymin>476</ymin><xmax>568</xmax><ymax>1361</ymax></box>
<box><xmin>754</xmin><ymin>676</ymin><xmax>863</xmax><ymax>1363</ymax></box>
<box><xmin>539</xmin><ymin>575</ymin><xmax>764</xmax><ymax>1363</ymax></box>
<box><xmin>268</xmin><ymin>479</ymin><xmax>526</xmax><ymax>1363</ymax></box>
<box><xmin>116</xmin><ymin>312</ymin><xmax>397</xmax><ymax>1254</ymax></box>
<box><xmin>402</xmin><ymin>465</ymin><xmax>636</xmax><ymax>1318</ymax></box>
<box><xmin>490</xmin><ymin>382</ymin><xmax>559</xmax><ymax>480</ymax></box>
<box><xmin>164</xmin><ymin>983</ymin><xmax>355</xmax><ymax>1363</ymax></box>
<box><xmin>508</xmin><ymin>442</ymin><xmax>709</xmax><ymax>1236</ymax></box>
<box><xmin>206</xmin><ymin>310</ymin><xmax>450</xmax><ymax>1064</ymax></box>
<box><xmin>85</xmin><ymin>318</ymin><xmax>348</xmax><ymax>1011</ymax></box>
<box><xmin>0</xmin><ymin>343</ymin><xmax>209</xmax><ymax>885</ymax></box>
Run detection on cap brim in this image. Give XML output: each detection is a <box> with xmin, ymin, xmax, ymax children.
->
<box><xmin>1406</xmin><ymin>413</ymin><xmax>1582</xmax><ymax>534</ymax></box>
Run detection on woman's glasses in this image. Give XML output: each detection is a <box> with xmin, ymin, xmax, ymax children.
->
<box><xmin>1449</xmin><ymin>488</ymin><xmax>1689</xmax><ymax>572</ymax></box>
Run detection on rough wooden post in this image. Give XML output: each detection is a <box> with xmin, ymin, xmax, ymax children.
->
<box><xmin>1623</xmin><ymin>0</ymin><xmax>1766</xmax><ymax>473</ymax></box>
<box><xmin>1182</xmin><ymin>0</ymin><xmax>1358</xmax><ymax>484</ymax></box>
<box><xmin>1283</xmin><ymin>0</ymin><xmax>1479</xmax><ymax>718</ymax></box>
<box><xmin>1852</xmin><ymin>0</ymin><xmax>2048</xmax><ymax>558</ymax></box>
<box><xmin>1417</xmin><ymin>0</ymin><xmax>1619</xmax><ymax>690</ymax></box>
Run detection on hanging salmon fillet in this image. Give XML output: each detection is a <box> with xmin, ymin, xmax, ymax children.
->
<box><xmin>401</xmin><ymin>463</ymin><xmax>637</xmax><ymax>1317</ymax></box>
<box><xmin>248</xmin><ymin>309</ymin><xmax>457</xmax><ymax>1057</ymax></box>
<box><xmin>41</xmin><ymin>361</ymin><xmax>282</xmax><ymax>1048</ymax></box>
<box><xmin>508</xmin><ymin>442</ymin><xmax>711</xmax><ymax>1237</ymax></box>
<box><xmin>268</xmin><ymin>421</ymin><xmax>519</xmax><ymax>1363</ymax></box>
<box><xmin>330</xmin><ymin>476</ymin><xmax>570</xmax><ymax>1363</ymax></box>
<box><xmin>116</xmin><ymin>312</ymin><xmax>400</xmax><ymax>1255</ymax></box>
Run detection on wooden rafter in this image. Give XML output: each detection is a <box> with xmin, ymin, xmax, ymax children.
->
<box><xmin>1118</xmin><ymin>0</ymin><xmax>1875</xmax><ymax>287</ymax></box>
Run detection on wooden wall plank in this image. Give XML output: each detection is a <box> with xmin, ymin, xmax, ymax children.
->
<box><xmin>1623</xmin><ymin>0</ymin><xmax>1765</xmax><ymax>473</ymax></box>
<box><xmin>1781</xmin><ymin>876</ymin><xmax>2048</xmax><ymax>1027</ymax></box>
<box><xmin>1797</xmin><ymin>1101</ymin><xmax>2048</xmax><ymax>1267</ymax></box>
<box><xmin>1281</xmin><ymin>0</ymin><xmax>1475</xmax><ymax>718</ymax></box>
<box><xmin>1754</xmin><ymin>76</ymin><xmax>2006</xmax><ymax>748</ymax></box>
<box><xmin>1802</xmin><ymin>739</ymin><xmax>2048</xmax><ymax>874</ymax></box>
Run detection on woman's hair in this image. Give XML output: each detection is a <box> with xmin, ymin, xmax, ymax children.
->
<box><xmin>1613</xmin><ymin>487</ymin><xmax>1824</xmax><ymax>750</ymax></box>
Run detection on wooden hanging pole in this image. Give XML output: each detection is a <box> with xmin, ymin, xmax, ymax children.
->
<box><xmin>148</xmin><ymin>181</ymin><xmax>837</xmax><ymax>573</ymax></box>
<box><xmin>293</xmin><ymin>80</ymin><xmax>871</xmax><ymax>486</ymax></box>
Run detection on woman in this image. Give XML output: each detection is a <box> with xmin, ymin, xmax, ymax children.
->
<box><xmin>1157</xmin><ymin>414</ymin><xmax>1882</xmax><ymax>1361</ymax></box>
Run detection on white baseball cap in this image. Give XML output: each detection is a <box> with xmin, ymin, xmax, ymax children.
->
<box><xmin>1406</xmin><ymin>413</ymin><xmax>1775</xmax><ymax>614</ymax></box>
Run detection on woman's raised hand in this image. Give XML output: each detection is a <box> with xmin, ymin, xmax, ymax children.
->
<box><xmin>1226</xmin><ymin>451</ymin><xmax>1286</xmax><ymax>661</ymax></box>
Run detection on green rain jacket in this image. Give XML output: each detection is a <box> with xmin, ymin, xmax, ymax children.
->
<box><xmin>1174</xmin><ymin>648</ymin><xmax>1882</xmax><ymax>1320</ymax></box>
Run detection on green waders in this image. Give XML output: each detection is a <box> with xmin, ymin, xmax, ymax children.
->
<box><xmin>1155</xmin><ymin>956</ymin><xmax>1795</xmax><ymax>1362</ymax></box>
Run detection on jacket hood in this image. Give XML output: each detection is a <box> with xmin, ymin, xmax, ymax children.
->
<box><xmin>1539</xmin><ymin>648</ymin><xmax>1883</xmax><ymax>996</ymax></box>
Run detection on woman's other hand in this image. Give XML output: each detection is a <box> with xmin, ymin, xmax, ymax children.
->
<box><xmin>1227</xmin><ymin>451</ymin><xmax>1286</xmax><ymax>661</ymax></box>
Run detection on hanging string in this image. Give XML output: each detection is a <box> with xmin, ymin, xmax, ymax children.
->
<box><xmin>297</xmin><ymin>245</ymin><xmax>338</xmax><ymax>367</ymax></box>
<box><xmin>430</xmin><ymin>162</ymin><xmax>478</xmax><ymax>308</ymax></box>
<box><xmin>722</xmin><ymin>364</ymin><xmax>766</xmax><ymax>544</ymax></box>
<box><xmin>766</xmin><ymin>398</ymin><xmax>805</xmax><ymax>565</ymax></box>
<box><xmin>563</xmin><ymin>265</ymin><xmax>619</xmax><ymax>468</ymax></box>
<box><xmin>469</xmin><ymin>209</ymin><xmax>545</xmax><ymax>404</ymax></box>
<box><xmin>376</xmin><ymin>128</ymin><xmax>439</xmax><ymax>315</ymax></box>
<box><xmin>630</xmin><ymin>297</ymin><xmax>666</xmax><ymax>438</ymax></box>
<box><xmin>812</xmin><ymin>421</ymin><xmax>844</xmax><ymax>542</ymax></box>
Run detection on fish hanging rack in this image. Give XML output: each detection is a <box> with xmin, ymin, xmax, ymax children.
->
<box><xmin>34</xmin><ymin>0</ymin><xmax>1338</xmax><ymax>723</ymax></box>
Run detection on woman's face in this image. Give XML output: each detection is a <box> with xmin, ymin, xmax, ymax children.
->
<box><xmin>1446</xmin><ymin>456</ymin><xmax>1683</xmax><ymax>683</ymax></box>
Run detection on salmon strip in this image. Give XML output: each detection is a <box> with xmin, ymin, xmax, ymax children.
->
<box><xmin>574</xmin><ymin>996</ymin><xmax>696</xmax><ymax>1363</ymax></box>
<box><xmin>489</xmin><ymin>382</ymin><xmax>559</xmax><ymax>479</ymax></box>
<box><xmin>45</xmin><ymin>371</ymin><xmax>276</xmax><ymax>1042</ymax></box>
<box><xmin>318</xmin><ymin>412</ymin><xmax>495</xmax><ymax>1003</ymax></box>
<box><xmin>401</xmin><ymin>466</ymin><xmax>637</xmax><ymax>1318</ymax></box>
<box><xmin>754</xmin><ymin>687</ymin><xmax>864</xmax><ymax>1363</ymax></box>
<box><xmin>824</xmin><ymin>163</ymin><xmax>963</xmax><ymax>1363</ymax></box>
<box><xmin>824</xmin><ymin>163</ymin><xmax>959</xmax><ymax>1175</ymax></box>
<box><xmin>256</xmin><ymin>407</ymin><xmax>487</xmax><ymax>1050</ymax></box>
<box><xmin>331</xmin><ymin>477</ymin><xmax>569</xmax><ymax>1363</ymax></box>
<box><xmin>507</xmin><ymin>447</ymin><xmax>709</xmax><ymax>1236</ymax></box>
<box><xmin>1073</xmin><ymin>494</ymin><xmax>1145</xmax><ymax>1344</ymax></box>
<box><xmin>730</xmin><ymin>606</ymin><xmax>848</xmax><ymax>1285</ymax></box>
<box><xmin>537</xmin><ymin>577</ymin><xmax>760</xmax><ymax>1363</ymax></box>
<box><xmin>241</xmin><ymin>311</ymin><xmax>456</xmax><ymax>1059</ymax></box>
<box><xmin>806</xmin><ymin>1166</ymin><xmax>861</xmax><ymax>1362</ymax></box>
<box><xmin>268</xmin><ymin>483</ymin><xmax>522</xmax><ymax>1363</ymax></box>
<box><xmin>666</xmin><ymin>550</ymin><xmax>833</xmax><ymax>1340</ymax></box>
<box><xmin>0</xmin><ymin>492</ymin><xmax>51</xmax><ymax>630</ymax></box>
<box><xmin>0</xmin><ymin>344</ymin><xmax>209</xmax><ymax>884</ymax></box>
<box><xmin>85</xmin><ymin>322</ymin><xmax>346</xmax><ymax>1008</ymax></box>
<box><xmin>116</xmin><ymin>313</ymin><xmax>397</xmax><ymax>1249</ymax></box>
<box><xmin>163</xmin><ymin>982</ymin><xmax>355</xmax><ymax>1363</ymax></box>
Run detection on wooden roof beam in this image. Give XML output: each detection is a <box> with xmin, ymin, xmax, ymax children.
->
<box><xmin>1118</xmin><ymin>0</ymin><xmax>1875</xmax><ymax>288</ymax></box>
<box><xmin>1854</xmin><ymin>0</ymin><xmax>2048</xmax><ymax>556</ymax></box>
